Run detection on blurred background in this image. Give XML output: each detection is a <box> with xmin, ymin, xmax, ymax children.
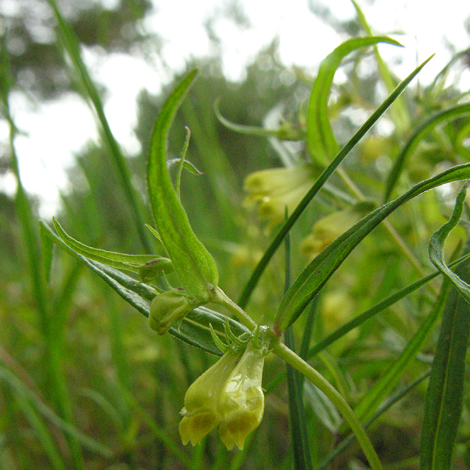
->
<box><xmin>1</xmin><ymin>0</ymin><xmax>470</xmax><ymax>468</ymax></box>
<box><xmin>3</xmin><ymin>0</ymin><xmax>470</xmax><ymax>216</ymax></box>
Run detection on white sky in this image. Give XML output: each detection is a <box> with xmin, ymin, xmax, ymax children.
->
<box><xmin>2</xmin><ymin>0</ymin><xmax>470</xmax><ymax>216</ymax></box>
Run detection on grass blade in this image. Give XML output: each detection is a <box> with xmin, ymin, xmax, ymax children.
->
<box><xmin>421</xmin><ymin>183</ymin><xmax>470</xmax><ymax>469</ymax></box>
<box><xmin>384</xmin><ymin>103</ymin><xmax>470</xmax><ymax>202</ymax></box>
<box><xmin>420</xmin><ymin>261</ymin><xmax>470</xmax><ymax>469</ymax></box>
<box><xmin>429</xmin><ymin>182</ymin><xmax>470</xmax><ymax>300</ymax></box>
<box><xmin>353</xmin><ymin>278</ymin><xmax>451</xmax><ymax>423</ymax></box>
<box><xmin>315</xmin><ymin>370</ymin><xmax>431</xmax><ymax>470</ymax></box>
<box><xmin>2</xmin><ymin>31</ymin><xmax>85</xmax><ymax>468</ymax></box>
<box><xmin>46</xmin><ymin>0</ymin><xmax>152</xmax><ymax>252</ymax></box>
<box><xmin>307</xmin><ymin>250</ymin><xmax>470</xmax><ymax>359</ymax></box>
<box><xmin>284</xmin><ymin>224</ymin><xmax>313</xmax><ymax>470</ymax></box>
<box><xmin>0</xmin><ymin>366</ymin><xmax>112</xmax><ymax>459</ymax></box>
<box><xmin>286</xmin><ymin>328</ymin><xmax>313</xmax><ymax>470</ymax></box>
<box><xmin>352</xmin><ymin>0</ymin><xmax>410</xmax><ymax>133</ymax></box>
<box><xmin>0</xmin><ymin>367</ymin><xmax>67</xmax><ymax>470</ymax></box>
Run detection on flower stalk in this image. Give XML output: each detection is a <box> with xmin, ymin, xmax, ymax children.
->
<box><xmin>213</xmin><ymin>288</ymin><xmax>258</xmax><ymax>331</ymax></box>
<box><xmin>272</xmin><ymin>341</ymin><xmax>384</xmax><ymax>470</ymax></box>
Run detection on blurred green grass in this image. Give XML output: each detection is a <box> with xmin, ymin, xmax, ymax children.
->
<box><xmin>2</xmin><ymin>1</ymin><xmax>470</xmax><ymax>469</ymax></box>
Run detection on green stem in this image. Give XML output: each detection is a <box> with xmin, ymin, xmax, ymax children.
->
<box><xmin>273</xmin><ymin>342</ymin><xmax>384</xmax><ymax>470</ymax></box>
<box><xmin>214</xmin><ymin>288</ymin><xmax>258</xmax><ymax>331</ymax></box>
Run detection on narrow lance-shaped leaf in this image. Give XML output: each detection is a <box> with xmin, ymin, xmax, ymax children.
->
<box><xmin>421</xmin><ymin>183</ymin><xmax>470</xmax><ymax>470</ymax></box>
<box><xmin>283</xmin><ymin>223</ymin><xmax>313</xmax><ymax>470</ymax></box>
<box><xmin>46</xmin><ymin>0</ymin><xmax>152</xmax><ymax>252</ymax></box>
<box><xmin>306</xmin><ymin>249</ymin><xmax>470</xmax><ymax>360</ymax></box>
<box><xmin>307</xmin><ymin>36</ymin><xmax>403</xmax><ymax>165</ymax></box>
<box><xmin>214</xmin><ymin>99</ymin><xmax>304</xmax><ymax>141</ymax></box>
<box><xmin>352</xmin><ymin>0</ymin><xmax>410</xmax><ymax>133</ymax></box>
<box><xmin>52</xmin><ymin>218</ymin><xmax>173</xmax><ymax>276</ymax></box>
<box><xmin>353</xmin><ymin>277</ymin><xmax>451</xmax><ymax>424</ymax></box>
<box><xmin>147</xmin><ymin>68</ymin><xmax>219</xmax><ymax>302</ymax></box>
<box><xmin>274</xmin><ymin>164</ymin><xmax>470</xmax><ymax>334</ymax></box>
<box><xmin>317</xmin><ymin>370</ymin><xmax>431</xmax><ymax>470</ymax></box>
<box><xmin>429</xmin><ymin>181</ymin><xmax>470</xmax><ymax>301</ymax></box>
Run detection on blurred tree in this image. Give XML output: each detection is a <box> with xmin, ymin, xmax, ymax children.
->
<box><xmin>2</xmin><ymin>0</ymin><xmax>154</xmax><ymax>99</ymax></box>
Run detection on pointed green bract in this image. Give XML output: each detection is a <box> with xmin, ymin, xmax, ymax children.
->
<box><xmin>43</xmin><ymin>221</ymin><xmax>247</xmax><ymax>356</ymax></box>
<box><xmin>147</xmin><ymin>68</ymin><xmax>219</xmax><ymax>302</ymax></box>
<box><xmin>53</xmin><ymin>218</ymin><xmax>173</xmax><ymax>276</ymax></box>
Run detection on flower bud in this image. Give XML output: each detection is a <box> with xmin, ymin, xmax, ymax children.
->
<box><xmin>148</xmin><ymin>291</ymin><xmax>194</xmax><ymax>335</ymax></box>
<box><xmin>218</xmin><ymin>338</ymin><xmax>268</xmax><ymax>450</ymax></box>
<box><xmin>179</xmin><ymin>348</ymin><xmax>243</xmax><ymax>446</ymax></box>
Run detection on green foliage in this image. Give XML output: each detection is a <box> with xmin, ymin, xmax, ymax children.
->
<box><xmin>275</xmin><ymin>160</ymin><xmax>470</xmax><ymax>334</ymax></box>
<box><xmin>3</xmin><ymin>2</ymin><xmax>470</xmax><ymax>469</ymax></box>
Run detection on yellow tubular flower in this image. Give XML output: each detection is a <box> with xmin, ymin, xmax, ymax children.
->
<box><xmin>218</xmin><ymin>337</ymin><xmax>269</xmax><ymax>450</ymax></box>
<box><xmin>244</xmin><ymin>164</ymin><xmax>316</xmax><ymax>228</ymax></box>
<box><xmin>179</xmin><ymin>347</ymin><xmax>243</xmax><ymax>446</ymax></box>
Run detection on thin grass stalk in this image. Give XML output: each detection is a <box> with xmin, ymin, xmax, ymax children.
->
<box><xmin>46</xmin><ymin>0</ymin><xmax>153</xmax><ymax>252</ymax></box>
<box><xmin>314</xmin><ymin>370</ymin><xmax>431</xmax><ymax>470</ymax></box>
<box><xmin>307</xmin><ymin>252</ymin><xmax>470</xmax><ymax>360</ymax></box>
<box><xmin>181</xmin><ymin>93</ymin><xmax>239</xmax><ymax>237</ymax></box>
<box><xmin>1</xmin><ymin>35</ymin><xmax>85</xmax><ymax>468</ymax></box>
<box><xmin>119</xmin><ymin>387</ymin><xmax>193</xmax><ymax>468</ymax></box>
<box><xmin>284</xmin><ymin>223</ymin><xmax>313</xmax><ymax>470</ymax></box>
